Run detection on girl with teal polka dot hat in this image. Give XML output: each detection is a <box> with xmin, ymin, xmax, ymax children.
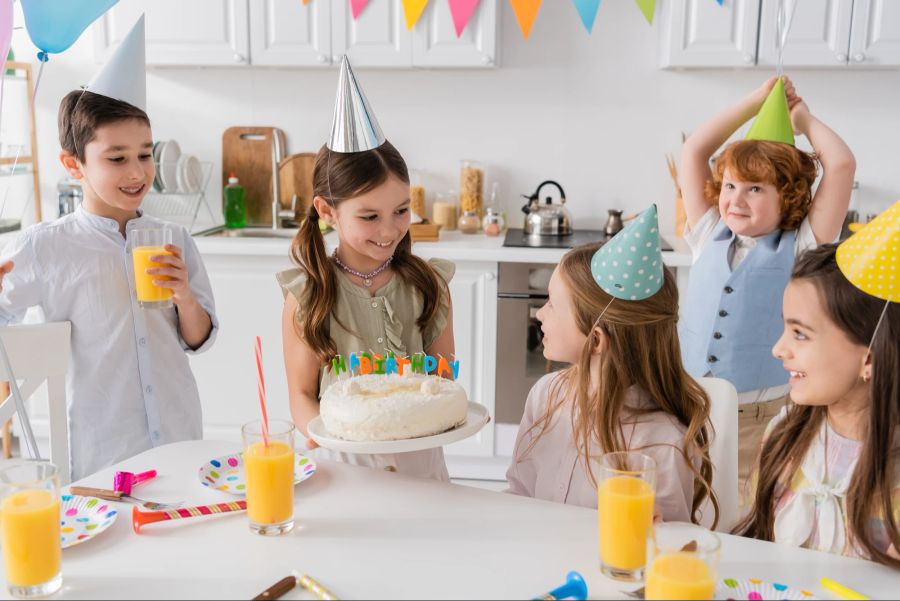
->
<box><xmin>506</xmin><ymin>205</ymin><xmax>718</xmax><ymax>527</ymax></box>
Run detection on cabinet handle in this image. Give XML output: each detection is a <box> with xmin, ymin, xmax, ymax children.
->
<box><xmin>836</xmin><ymin>53</ymin><xmax>847</xmax><ymax>63</ymax></box>
<box><xmin>742</xmin><ymin>53</ymin><xmax>754</xmax><ymax>64</ymax></box>
<box><xmin>853</xmin><ymin>53</ymin><xmax>866</xmax><ymax>63</ymax></box>
<box><xmin>332</xmin><ymin>55</ymin><xmax>339</xmax><ymax>63</ymax></box>
<box><xmin>233</xmin><ymin>53</ymin><xmax>245</xmax><ymax>63</ymax></box>
<box><xmin>485</xmin><ymin>272</ymin><xmax>496</xmax><ymax>281</ymax></box>
<box><xmin>481</xmin><ymin>56</ymin><xmax>494</xmax><ymax>66</ymax></box>
<box><xmin>317</xmin><ymin>54</ymin><xmax>328</xmax><ymax>64</ymax></box>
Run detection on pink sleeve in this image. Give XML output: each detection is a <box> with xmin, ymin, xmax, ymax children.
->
<box><xmin>642</xmin><ymin>442</ymin><xmax>695</xmax><ymax>523</ymax></box>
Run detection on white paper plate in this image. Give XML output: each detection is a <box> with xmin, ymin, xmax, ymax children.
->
<box><xmin>158</xmin><ymin>140</ymin><xmax>181</xmax><ymax>193</ymax></box>
<box><xmin>715</xmin><ymin>577</ymin><xmax>817</xmax><ymax>600</ymax></box>
<box><xmin>308</xmin><ymin>401</ymin><xmax>490</xmax><ymax>454</ymax></box>
<box><xmin>59</xmin><ymin>494</ymin><xmax>118</xmax><ymax>549</ymax></box>
<box><xmin>198</xmin><ymin>451</ymin><xmax>316</xmax><ymax>495</ymax></box>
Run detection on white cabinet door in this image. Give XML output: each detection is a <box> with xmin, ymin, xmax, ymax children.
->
<box><xmin>660</xmin><ymin>0</ymin><xmax>760</xmax><ymax>68</ymax></box>
<box><xmin>412</xmin><ymin>0</ymin><xmax>498</xmax><ymax>68</ymax></box>
<box><xmin>444</xmin><ymin>262</ymin><xmax>497</xmax><ymax>458</ymax></box>
<box><xmin>332</xmin><ymin>0</ymin><xmax>412</xmax><ymax>67</ymax></box>
<box><xmin>758</xmin><ymin>0</ymin><xmax>854</xmax><ymax>67</ymax></box>
<box><xmin>94</xmin><ymin>0</ymin><xmax>250</xmax><ymax>67</ymax></box>
<box><xmin>249</xmin><ymin>0</ymin><xmax>331</xmax><ymax>67</ymax></box>
<box><xmin>189</xmin><ymin>254</ymin><xmax>295</xmax><ymax>443</ymax></box>
<box><xmin>849</xmin><ymin>0</ymin><xmax>900</xmax><ymax>66</ymax></box>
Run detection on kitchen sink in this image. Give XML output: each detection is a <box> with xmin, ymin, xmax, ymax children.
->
<box><xmin>199</xmin><ymin>227</ymin><xmax>299</xmax><ymax>239</ymax></box>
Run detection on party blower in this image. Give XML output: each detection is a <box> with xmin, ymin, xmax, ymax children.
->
<box><xmin>532</xmin><ymin>571</ymin><xmax>588</xmax><ymax>601</ymax></box>
<box><xmin>132</xmin><ymin>501</ymin><xmax>246</xmax><ymax>533</ymax></box>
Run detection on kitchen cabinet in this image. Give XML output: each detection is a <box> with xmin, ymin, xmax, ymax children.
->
<box><xmin>93</xmin><ymin>0</ymin><xmax>251</xmax><ymax>67</ymax></box>
<box><xmin>661</xmin><ymin>0</ymin><xmax>900</xmax><ymax>69</ymax></box>
<box><xmin>94</xmin><ymin>0</ymin><xmax>497</xmax><ymax>68</ymax></box>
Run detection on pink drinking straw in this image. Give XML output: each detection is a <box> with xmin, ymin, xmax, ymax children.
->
<box><xmin>255</xmin><ymin>335</ymin><xmax>269</xmax><ymax>447</ymax></box>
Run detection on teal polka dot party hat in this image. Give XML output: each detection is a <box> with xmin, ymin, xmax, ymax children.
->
<box><xmin>590</xmin><ymin>204</ymin><xmax>663</xmax><ymax>301</ymax></box>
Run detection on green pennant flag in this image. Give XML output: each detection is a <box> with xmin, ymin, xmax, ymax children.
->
<box><xmin>635</xmin><ymin>0</ymin><xmax>656</xmax><ymax>24</ymax></box>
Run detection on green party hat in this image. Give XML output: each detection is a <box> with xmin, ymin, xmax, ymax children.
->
<box><xmin>591</xmin><ymin>205</ymin><xmax>664</xmax><ymax>301</ymax></box>
<box><xmin>745</xmin><ymin>78</ymin><xmax>795</xmax><ymax>146</ymax></box>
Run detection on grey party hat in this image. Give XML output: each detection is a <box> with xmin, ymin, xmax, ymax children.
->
<box><xmin>327</xmin><ymin>55</ymin><xmax>386</xmax><ymax>153</ymax></box>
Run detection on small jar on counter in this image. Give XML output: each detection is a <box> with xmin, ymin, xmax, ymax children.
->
<box><xmin>482</xmin><ymin>207</ymin><xmax>505</xmax><ymax>237</ymax></box>
<box><xmin>458</xmin><ymin>210</ymin><xmax>481</xmax><ymax>234</ymax></box>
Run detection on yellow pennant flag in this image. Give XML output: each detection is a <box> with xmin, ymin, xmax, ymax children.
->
<box><xmin>402</xmin><ymin>0</ymin><xmax>429</xmax><ymax>30</ymax></box>
<box><xmin>510</xmin><ymin>0</ymin><xmax>542</xmax><ymax>39</ymax></box>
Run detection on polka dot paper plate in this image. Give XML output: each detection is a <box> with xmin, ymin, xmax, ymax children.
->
<box><xmin>198</xmin><ymin>451</ymin><xmax>316</xmax><ymax>495</ymax></box>
<box><xmin>60</xmin><ymin>495</ymin><xmax>118</xmax><ymax>550</ymax></box>
<box><xmin>716</xmin><ymin>577</ymin><xmax>817</xmax><ymax>600</ymax></box>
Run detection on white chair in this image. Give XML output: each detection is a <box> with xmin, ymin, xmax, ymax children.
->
<box><xmin>0</xmin><ymin>322</ymin><xmax>72</xmax><ymax>484</ymax></box>
<box><xmin>696</xmin><ymin>376</ymin><xmax>739</xmax><ymax>532</ymax></box>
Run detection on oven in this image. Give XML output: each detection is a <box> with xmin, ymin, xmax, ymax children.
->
<box><xmin>495</xmin><ymin>262</ymin><xmax>568</xmax><ymax>424</ymax></box>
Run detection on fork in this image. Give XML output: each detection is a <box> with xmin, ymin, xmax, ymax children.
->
<box><xmin>69</xmin><ymin>486</ymin><xmax>183</xmax><ymax>511</ymax></box>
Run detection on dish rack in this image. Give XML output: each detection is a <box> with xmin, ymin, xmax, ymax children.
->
<box><xmin>141</xmin><ymin>160</ymin><xmax>218</xmax><ymax>234</ymax></box>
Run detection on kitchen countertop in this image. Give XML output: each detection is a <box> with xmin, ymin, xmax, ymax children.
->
<box><xmin>193</xmin><ymin>229</ymin><xmax>694</xmax><ymax>266</ymax></box>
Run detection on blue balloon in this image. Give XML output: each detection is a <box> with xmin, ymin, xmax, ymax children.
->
<box><xmin>21</xmin><ymin>0</ymin><xmax>119</xmax><ymax>56</ymax></box>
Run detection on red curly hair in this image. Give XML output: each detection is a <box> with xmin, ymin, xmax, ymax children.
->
<box><xmin>705</xmin><ymin>140</ymin><xmax>818</xmax><ymax>231</ymax></box>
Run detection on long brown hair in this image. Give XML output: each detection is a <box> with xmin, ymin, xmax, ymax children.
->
<box><xmin>289</xmin><ymin>141</ymin><xmax>448</xmax><ymax>364</ymax></box>
<box><xmin>522</xmin><ymin>243</ymin><xmax>718</xmax><ymax>526</ymax></box>
<box><xmin>705</xmin><ymin>140</ymin><xmax>818</xmax><ymax>231</ymax></box>
<box><xmin>735</xmin><ymin>244</ymin><xmax>900</xmax><ymax>567</ymax></box>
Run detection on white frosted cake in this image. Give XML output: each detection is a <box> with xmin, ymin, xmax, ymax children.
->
<box><xmin>320</xmin><ymin>374</ymin><xmax>469</xmax><ymax>442</ymax></box>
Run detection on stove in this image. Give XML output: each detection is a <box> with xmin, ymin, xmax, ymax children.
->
<box><xmin>502</xmin><ymin>228</ymin><xmax>673</xmax><ymax>252</ymax></box>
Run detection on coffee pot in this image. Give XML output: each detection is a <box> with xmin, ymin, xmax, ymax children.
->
<box><xmin>521</xmin><ymin>180</ymin><xmax>572</xmax><ymax>236</ymax></box>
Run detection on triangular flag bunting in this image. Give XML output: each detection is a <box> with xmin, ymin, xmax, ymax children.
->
<box><xmin>304</xmin><ymin>0</ymin><xmax>309</xmax><ymax>5</ymax></box>
<box><xmin>591</xmin><ymin>205</ymin><xmax>665</xmax><ymax>301</ymax></box>
<box><xmin>745</xmin><ymin>78</ymin><xmax>795</xmax><ymax>146</ymax></box>
<box><xmin>449</xmin><ymin>0</ymin><xmax>480</xmax><ymax>37</ymax></box>
<box><xmin>572</xmin><ymin>0</ymin><xmax>601</xmax><ymax>33</ymax></box>
<box><xmin>510</xmin><ymin>0</ymin><xmax>542</xmax><ymax>39</ymax></box>
<box><xmin>350</xmin><ymin>0</ymin><xmax>369</xmax><ymax>19</ymax></box>
<box><xmin>716</xmin><ymin>0</ymin><xmax>723</xmax><ymax>5</ymax></box>
<box><xmin>86</xmin><ymin>15</ymin><xmax>146</xmax><ymax>111</ymax></box>
<box><xmin>401</xmin><ymin>0</ymin><xmax>429</xmax><ymax>30</ymax></box>
<box><xmin>836</xmin><ymin>200</ymin><xmax>900</xmax><ymax>303</ymax></box>
<box><xmin>635</xmin><ymin>0</ymin><xmax>655</xmax><ymax>24</ymax></box>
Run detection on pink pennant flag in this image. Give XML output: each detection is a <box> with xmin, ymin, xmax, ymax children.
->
<box><xmin>351</xmin><ymin>0</ymin><xmax>369</xmax><ymax>19</ymax></box>
<box><xmin>449</xmin><ymin>0</ymin><xmax>480</xmax><ymax>37</ymax></box>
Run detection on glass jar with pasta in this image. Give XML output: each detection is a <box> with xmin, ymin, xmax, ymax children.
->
<box><xmin>459</xmin><ymin>160</ymin><xmax>485</xmax><ymax>217</ymax></box>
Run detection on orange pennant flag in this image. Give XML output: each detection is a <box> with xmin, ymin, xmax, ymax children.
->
<box><xmin>510</xmin><ymin>0</ymin><xmax>542</xmax><ymax>39</ymax></box>
<box><xmin>402</xmin><ymin>0</ymin><xmax>429</xmax><ymax>30</ymax></box>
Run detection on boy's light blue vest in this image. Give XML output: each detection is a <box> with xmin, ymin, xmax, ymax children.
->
<box><xmin>679</xmin><ymin>221</ymin><xmax>796</xmax><ymax>393</ymax></box>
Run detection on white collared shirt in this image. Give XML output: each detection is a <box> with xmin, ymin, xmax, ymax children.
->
<box><xmin>0</xmin><ymin>207</ymin><xmax>218</xmax><ymax>480</ymax></box>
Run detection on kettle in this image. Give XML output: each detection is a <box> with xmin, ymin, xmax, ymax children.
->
<box><xmin>521</xmin><ymin>180</ymin><xmax>572</xmax><ymax>236</ymax></box>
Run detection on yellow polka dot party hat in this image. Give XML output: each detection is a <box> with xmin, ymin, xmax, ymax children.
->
<box><xmin>836</xmin><ymin>200</ymin><xmax>899</xmax><ymax>302</ymax></box>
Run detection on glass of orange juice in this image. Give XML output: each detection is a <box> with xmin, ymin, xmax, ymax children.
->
<box><xmin>242</xmin><ymin>419</ymin><xmax>296</xmax><ymax>535</ymax></box>
<box><xmin>645</xmin><ymin>522</ymin><xmax>720</xmax><ymax>600</ymax></box>
<box><xmin>130</xmin><ymin>226</ymin><xmax>174</xmax><ymax>309</ymax></box>
<box><xmin>0</xmin><ymin>461</ymin><xmax>62</xmax><ymax>598</ymax></box>
<box><xmin>597</xmin><ymin>451</ymin><xmax>656</xmax><ymax>581</ymax></box>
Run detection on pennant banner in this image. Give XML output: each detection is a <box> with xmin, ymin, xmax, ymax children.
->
<box><xmin>571</xmin><ymin>0</ymin><xmax>600</xmax><ymax>33</ymax></box>
<box><xmin>510</xmin><ymin>0</ymin><xmax>542</xmax><ymax>39</ymax></box>
<box><xmin>449</xmin><ymin>0</ymin><xmax>480</xmax><ymax>37</ymax></box>
<box><xmin>350</xmin><ymin>0</ymin><xmax>369</xmax><ymax>19</ymax></box>
<box><xmin>401</xmin><ymin>0</ymin><xmax>429</xmax><ymax>30</ymax></box>
<box><xmin>635</xmin><ymin>0</ymin><xmax>655</xmax><ymax>24</ymax></box>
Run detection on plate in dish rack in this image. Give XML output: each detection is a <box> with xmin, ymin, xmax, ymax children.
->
<box><xmin>198</xmin><ymin>451</ymin><xmax>316</xmax><ymax>495</ymax></box>
<box><xmin>307</xmin><ymin>401</ymin><xmax>491</xmax><ymax>454</ymax></box>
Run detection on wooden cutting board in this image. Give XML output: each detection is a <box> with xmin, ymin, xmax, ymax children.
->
<box><xmin>278</xmin><ymin>153</ymin><xmax>316</xmax><ymax>221</ymax></box>
<box><xmin>222</xmin><ymin>127</ymin><xmax>286</xmax><ymax>226</ymax></box>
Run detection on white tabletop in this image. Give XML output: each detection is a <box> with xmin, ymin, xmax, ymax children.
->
<box><xmin>9</xmin><ymin>440</ymin><xmax>897</xmax><ymax>600</ymax></box>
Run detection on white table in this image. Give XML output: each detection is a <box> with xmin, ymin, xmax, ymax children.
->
<box><xmin>8</xmin><ymin>440</ymin><xmax>897</xmax><ymax>600</ymax></box>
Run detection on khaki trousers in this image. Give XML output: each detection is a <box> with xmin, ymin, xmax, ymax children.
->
<box><xmin>738</xmin><ymin>394</ymin><xmax>789</xmax><ymax>506</ymax></box>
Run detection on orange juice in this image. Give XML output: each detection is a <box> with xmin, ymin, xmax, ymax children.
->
<box><xmin>598</xmin><ymin>476</ymin><xmax>655</xmax><ymax>571</ymax></box>
<box><xmin>645</xmin><ymin>553</ymin><xmax>716</xmax><ymax>600</ymax></box>
<box><xmin>0</xmin><ymin>489</ymin><xmax>61</xmax><ymax>587</ymax></box>
<box><xmin>132</xmin><ymin>245</ymin><xmax>173</xmax><ymax>302</ymax></box>
<box><xmin>244</xmin><ymin>440</ymin><xmax>294</xmax><ymax>525</ymax></box>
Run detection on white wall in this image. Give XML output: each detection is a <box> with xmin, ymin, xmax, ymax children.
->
<box><xmin>9</xmin><ymin>1</ymin><xmax>900</xmax><ymax>234</ymax></box>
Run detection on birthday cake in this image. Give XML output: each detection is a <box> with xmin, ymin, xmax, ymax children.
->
<box><xmin>320</xmin><ymin>373</ymin><xmax>469</xmax><ymax>442</ymax></box>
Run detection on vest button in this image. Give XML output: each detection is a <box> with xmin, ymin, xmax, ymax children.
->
<box><xmin>713</xmin><ymin>332</ymin><xmax>723</xmax><ymax>339</ymax></box>
<box><xmin>724</xmin><ymin>286</ymin><xmax>734</xmax><ymax>294</ymax></box>
<box><xmin>708</xmin><ymin>355</ymin><xmax>719</xmax><ymax>363</ymax></box>
<box><xmin>719</xmin><ymin>309</ymin><xmax>728</xmax><ymax>317</ymax></box>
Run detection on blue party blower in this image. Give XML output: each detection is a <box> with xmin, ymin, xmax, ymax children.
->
<box><xmin>532</xmin><ymin>571</ymin><xmax>588</xmax><ymax>600</ymax></box>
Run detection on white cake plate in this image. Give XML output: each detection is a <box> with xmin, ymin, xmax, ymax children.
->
<box><xmin>307</xmin><ymin>401</ymin><xmax>490</xmax><ymax>454</ymax></box>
